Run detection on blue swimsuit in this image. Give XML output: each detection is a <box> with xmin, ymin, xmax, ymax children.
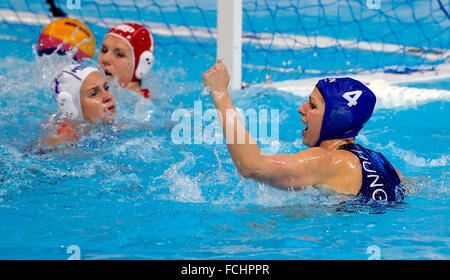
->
<box><xmin>337</xmin><ymin>143</ymin><xmax>402</xmax><ymax>202</ymax></box>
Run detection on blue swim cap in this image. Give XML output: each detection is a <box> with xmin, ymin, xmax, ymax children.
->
<box><xmin>315</xmin><ymin>77</ymin><xmax>376</xmax><ymax>146</ymax></box>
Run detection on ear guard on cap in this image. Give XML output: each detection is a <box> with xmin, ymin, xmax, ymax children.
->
<box><xmin>135</xmin><ymin>51</ymin><xmax>154</xmax><ymax>80</ymax></box>
<box><xmin>56</xmin><ymin>92</ymin><xmax>80</xmax><ymax>121</ymax></box>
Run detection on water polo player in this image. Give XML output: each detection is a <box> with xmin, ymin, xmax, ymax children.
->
<box><xmin>37</xmin><ymin>18</ymin><xmax>96</xmax><ymax>61</ymax></box>
<box><xmin>202</xmin><ymin>61</ymin><xmax>403</xmax><ymax>203</ymax></box>
<box><xmin>98</xmin><ymin>23</ymin><xmax>155</xmax><ymax>98</ymax></box>
<box><xmin>45</xmin><ymin>64</ymin><xmax>117</xmax><ymax>146</ymax></box>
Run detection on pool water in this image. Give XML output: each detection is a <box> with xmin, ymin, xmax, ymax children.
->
<box><xmin>0</xmin><ymin>1</ymin><xmax>449</xmax><ymax>260</ymax></box>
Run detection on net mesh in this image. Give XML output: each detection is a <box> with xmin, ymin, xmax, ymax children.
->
<box><xmin>0</xmin><ymin>0</ymin><xmax>449</xmax><ymax>84</ymax></box>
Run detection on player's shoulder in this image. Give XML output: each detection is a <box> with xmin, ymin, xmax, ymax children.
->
<box><xmin>295</xmin><ymin>146</ymin><xmax>361</xmax><ymax>171</ymax></box>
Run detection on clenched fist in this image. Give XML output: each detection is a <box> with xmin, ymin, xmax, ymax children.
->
<box><xmin>202</xmin><ymin>60</ymin><xmax>230</xmax><ymax>94</ymax></box>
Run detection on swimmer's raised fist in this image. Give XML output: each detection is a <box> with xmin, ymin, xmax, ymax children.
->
<box><xmin>202</xmin><ymin>60</ymin><xmax>230</xmax><ymax>94</ymax></box>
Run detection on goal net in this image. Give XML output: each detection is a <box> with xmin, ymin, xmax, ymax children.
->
<box><xmin>1</xmin><ymin>0</ymin><xmax>449</xmax><ymax>85</ymax></box>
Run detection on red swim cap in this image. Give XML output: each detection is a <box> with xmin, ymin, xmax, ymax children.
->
<box><xmin>106</xmin><ymin>23</ymin><xmax>155</xmax><ymax>83</ymax></box>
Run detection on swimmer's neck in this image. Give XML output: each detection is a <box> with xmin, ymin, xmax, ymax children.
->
<box><xmin>318</xmin><ymin>138</ymin><xmax>355</xmax><ymax>151</ymax></box>
<box><xmin>125</xmin><ymin>81</ymin><xmax>143</xmax><ymax>93</ymax></box>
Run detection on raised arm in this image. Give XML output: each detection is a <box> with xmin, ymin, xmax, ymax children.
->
<box><xmin>202</xmin><ymin>61</ymin><xmax>263</xmax><ymax>178</ymax></box>
<box><xmin>202</xmin><ymin>61</ymin><xmax>352</xmax><ymax>191</ymax></box>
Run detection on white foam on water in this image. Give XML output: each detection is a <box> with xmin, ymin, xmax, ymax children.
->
<box><xmin>385</xmin><ymin>142</ymin><xmax>449</xmax><ymax>167</ymax></box>
<box><xmin>357</xmin><ymin>138</ymin><xmax>449</xmax><ymax>168</ymax></box>
<box><xmin>158</xmin><ymin>152</ymin><xmax>204</xmax><ymax>203</ymax></box>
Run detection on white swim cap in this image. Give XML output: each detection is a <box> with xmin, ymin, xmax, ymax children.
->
<box><xmin>51</xmin><ymin>64</ymin><xmax>99</xmax><ymax>121</ymax></box>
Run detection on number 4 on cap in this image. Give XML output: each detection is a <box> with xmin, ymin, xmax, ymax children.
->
<box><xmin>343</xmin><ymin>90</ymin><xmax>362</xmax><ymax>107</ymax></box>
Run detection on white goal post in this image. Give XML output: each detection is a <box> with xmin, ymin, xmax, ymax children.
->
<box><xmin>217</xmin><ymin>0</ymin><xmax>242</xmax><ymax>91</ymax></box>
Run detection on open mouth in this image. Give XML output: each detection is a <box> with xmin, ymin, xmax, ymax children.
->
<box><xmin>104</xmin><ymin>69</ymin><xmax>113</xmax><ymax>78</ymax></box>
<box><xmin>301</xmin><ymin>117</ymin><xmax>308</xmax><ymax>136</ymax></box>
<box><xmin>106</xmin><ymin>105</ymin><xmax>116</xmax><ymax>113</ymax></box>
<box><xmin>302</xmin><ymin>126</ymin><xmax>308</xmax><ymax>136</ymax></box>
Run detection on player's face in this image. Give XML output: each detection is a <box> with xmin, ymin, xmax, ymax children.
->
<box><xmin>80</xmin><ymin>71</ymin><xmax>117</xmax><ymax>123</ymax></box>
<box><xmin>98</xmin><ymin>35</ymin><xmax>134</xmax><ymax>87</ymax></box>
<box><xmin>297</xmin><ymin>87</ymin><xmax>325</xmax><ymax>147</ymax></box>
